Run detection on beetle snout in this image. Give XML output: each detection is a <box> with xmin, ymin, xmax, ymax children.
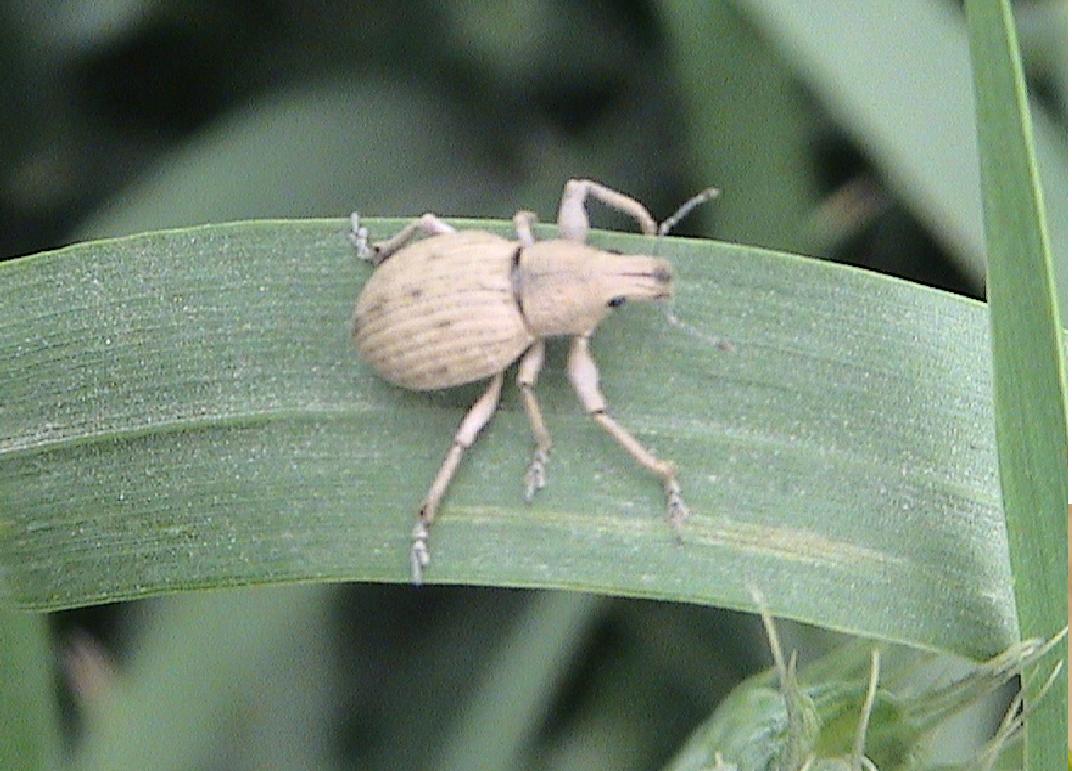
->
<box><xmin>611</xmin><ymin>256</ymin><xmax>674</xmax><ymax>301</ymax></box>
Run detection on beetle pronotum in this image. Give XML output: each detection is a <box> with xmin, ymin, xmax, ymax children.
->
<box><xmin>349</xmin><ymin>179</ymin><xmax>711</xmax><ymax>583</ymax></box>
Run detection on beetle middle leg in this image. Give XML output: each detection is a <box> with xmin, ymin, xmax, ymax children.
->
<box><xmin>412</xmin><ymin>371</ymin><xmax>504</xmax><ymax>584</ymax></box>
<box><xmin>517</xmin><ymin>340</ymin><xmax>552</xmax><ymax>501</ymax></box>
<box><xmin>512</xmin><ymin>210</ymin><xmax>552</xmax><ymax>499</ymax></box>
<box><xmin>566</xmin><ymin>335</ymin><xmax>689</xmax><ymax>529</ymax></box>
<box><xmin>556</xmin><ymin>178</ymin><xmax>657</xmax><ymax>243</ymax></box>
<box><xmin>513</xmin><ymin>209</ymin><xmax>538</xmax><ymax>247</ymax></box>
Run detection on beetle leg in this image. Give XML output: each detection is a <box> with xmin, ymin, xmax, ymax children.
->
<box><xmin>348</xmin><ymin>213</ymin><xmax>372</xmax><ymax>259</ymax></box>
<box><xmin>368</xmin><ymin>212</ymin><xmax>456</xmax><ymax>266</ymax></box>
<box><xmin>517</xmin><ymin>340</ymin><xmax>552</xmax><ymax>501</ymax></box>
<box><xmin>566</xmin><ymin>335</ymin><xmax>689</xmax><ymax>530</ymax></box>
<box><xmin>512</xmin><ymin>211</ymin><xmax>547</xmax><ymax>501</ymax></box>
<box><xmin>513</xmin><ymin>210</ymin><xmax>539</xmax><ymax>247</ymax></box>
<box><xmin>412</xmin><ymin>372</ymin><xmax>504</xmax><ymax>584</ymax></box>
<box><xmin>556</xmin><ymin>178</ymin><xmax>657</xmax><ymax>243</ymax></box>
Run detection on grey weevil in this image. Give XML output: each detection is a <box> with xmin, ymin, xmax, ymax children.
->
<box><xmin>349</xmin><ymin>178</ymin><xmax>715</xmax><ymax>583</ymax></box>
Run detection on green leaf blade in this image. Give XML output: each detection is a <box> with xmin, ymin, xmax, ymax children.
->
<box><xmin>965</xmin><ymin>0</ymin><xmax>1068</xmax><ymax>766</ymax></box>
<box><xmin>0</xmin><ymin>220</ymin><xmax>1014</xmax><ymax>660</ymax></box>
<box><xmin>0</xmin><ymin>609</ymin><xmax>62</xmax><ymax>771</ymax></box>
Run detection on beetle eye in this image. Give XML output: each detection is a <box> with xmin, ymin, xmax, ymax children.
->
<box><xmin>608</xmin><ymin>296</ymin><xmax>626</xmax><ymax>308</ymax></box>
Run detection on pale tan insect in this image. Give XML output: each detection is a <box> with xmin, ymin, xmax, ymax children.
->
<box><xmin>350</xmin><ymin>179</ymin><xmax>708</xmax><ymax>583</ymax></box>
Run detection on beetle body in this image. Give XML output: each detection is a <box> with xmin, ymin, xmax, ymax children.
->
<box><xmin>353</xmin><ymin>233</ymin><xmax>672</xmax><ymax>390</ymax></box>
<box><xmin>348</xmin><ymin>179</ymin><xmax>688</xmax><ymax>583</ymax></box>
<box><xmin>353</xmin><ymin>231</ymin><xmax>530</xmax><ymax>390</ymax></box>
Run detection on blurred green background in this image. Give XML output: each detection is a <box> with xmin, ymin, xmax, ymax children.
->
<box><xmin>2</xmin><ymin>1</ymin><xmax>1065</xmax><ymax>769</ymax></box>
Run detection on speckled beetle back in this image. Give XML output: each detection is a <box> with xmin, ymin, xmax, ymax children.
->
<box><xmin>352</xmin><ymin>231</ymin><xmax>533</xmax><ymax>390</ymax></box>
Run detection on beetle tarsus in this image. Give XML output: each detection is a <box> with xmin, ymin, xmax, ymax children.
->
<box><xmin>665</xmin><ymin>480</ymin><xmax>689</xmax><ymax>537</ymax></box>
<box><xmin>410</xmin><ymin>519</ymin><xmax>431</xmax><ymax>585</ymax></box>
<box><xmin>348</xmin><ymin>212</ymin><xmax>372</xmax><ymax>260</ymax></box>
<box><xmin>523</xmin><ymin>448</ymin><xmax>549</xmax><ymax>502</ymax></box>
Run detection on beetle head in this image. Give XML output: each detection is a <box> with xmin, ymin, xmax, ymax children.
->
<box><xmin>518</xmin><ymin>241</ymin><xmax>672</xmax><ymax>337</ymax></box>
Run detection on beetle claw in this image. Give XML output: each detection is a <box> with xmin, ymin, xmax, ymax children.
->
<box><xmin>523</xmin><ymin>449</ymin><xmax>548</xmax><ymax>502</ymax></box>
<box><xmin>410</xmin><ymin>520</ymin><xmax>430</xmax><ymax>585</ymax></box>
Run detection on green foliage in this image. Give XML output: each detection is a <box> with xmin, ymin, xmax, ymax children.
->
<box><xmin>666</xmin><ymin>629</ymin><xmax>1063</xmax><ymax>769</ymax></box>
<box><xmin>966</xmin><ymin>1</ymin><xmax>1068</xmax><ymax>767</ymax></box>
<box><xmin>0</xmin><ymin>610</ymin><xmax>61</xmax><ymax>771</ymax></box>
<box><xmin>0</xmin><ymin>219</ymin><xmax>1016</xmax><ymax>664</ymax></box>
<box><xmin>0</xmin><ymin>1</ymin><xmax>1064</xmax><ymax>768</ymax></box>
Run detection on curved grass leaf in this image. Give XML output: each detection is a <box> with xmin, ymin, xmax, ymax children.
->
<box><xmin>735</xmin><ymin>0</ymin><xmax>1067</xmax><ymax>306</ymax></box>
<box><xmin>437</xmin><ymin>591</ymin><xmax>602</xmax><ymax>771</ymax></box>
<box><xmin>0</xmin><ymin>219</ymin><xmax>1013</xmax><ymax>659</ymax></box>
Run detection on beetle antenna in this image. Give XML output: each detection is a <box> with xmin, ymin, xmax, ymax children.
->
<box><xmin>655</xmin><ymin>188</ymin><xmax>733</xmax><ymax>351</ymax></box>
<box><xmin>658</xmin><ymin>187</ymin><xmax>719</xmax><ymax>237</ymax></box>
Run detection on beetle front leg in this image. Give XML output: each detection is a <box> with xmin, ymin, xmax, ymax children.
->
<box><xmin>413</xmin><ymin>372</ymin><xmax>504</xmax><ymax>584</ymax></box>
<box><xmin>517</xmin><ymin>340</ymin><xmax>552</xmax><ymax>501</ymax></box>
<box><xmin>566</xmin><ymin>336</ymin><xmax>689</xmax><ymax>529</ymax></box>
<box><xmin>556</xmin><ymin>178</ymin><xmax>658</xmax><ymax>243</ymax></box>
<box><xmin>351</xmin><ymin>212</ymin><xmax>456</xmax><ymax>266</ymax></box>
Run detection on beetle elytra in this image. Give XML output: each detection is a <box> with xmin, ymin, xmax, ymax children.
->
<box><xmin>350</xmin><ymin>178</ymin><xmax>693</xmax><ymax>583</ymax></box>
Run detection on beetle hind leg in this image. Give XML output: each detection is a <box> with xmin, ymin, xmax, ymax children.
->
<box><xmin>412</xmin><ymin>372</ymin><xmax>504</xmax><ymax>583</ymax></box>
<box><xmin>517</xmin><ymin>341</ymin><xmax>552</xmax><ymax>501</ymax></box>
<box><xmin>355</xmin><ymin>212</ymin><xmax>456</xmax><ymax>266</ymax></box>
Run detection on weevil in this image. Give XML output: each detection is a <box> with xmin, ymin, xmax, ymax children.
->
<box><xmin>349</xmin><ymin>178</ymin><xmax>706</xmax><ymax>583</ymax></box>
